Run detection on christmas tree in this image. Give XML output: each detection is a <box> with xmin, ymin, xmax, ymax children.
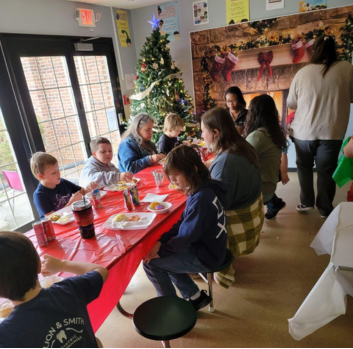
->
<box><xmin>129</xmin><ymin>27</ymin><xmax>196</xmax><ymax>143</ymax></box>
<box><xmin>338</xmin><ymin>14</ymin><xmax>353</xmax><ymax>62</ymax></box>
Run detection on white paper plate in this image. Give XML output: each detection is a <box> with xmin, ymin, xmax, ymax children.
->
<box><xmin>85</xmin><ymin>190</ymin><xmax>107</xmax><ymax>199</ymax></box>
<box><xmin>49</xmin><ymin>206</ymin><xmax>75</xmax><ymax>225</ymax></box>
<box><xmin>147</xmin><ymin>202</ymin><xmax>172</xmax><ymax>214</ymax></box>
<box><xmin>103</xmin><ymin>178</ymin><xmax>140</xmax><ymax>192</ymax></box>
<box><xmin>103</xmin><ymin>212</ymin><xmax>157</xmax><ymax>230</ymax></box>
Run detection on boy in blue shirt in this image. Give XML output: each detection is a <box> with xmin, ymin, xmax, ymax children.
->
<box><xmin>31</xmin><ymin>152</ymin><xmax>97</xmax><ymax>219</ymax></box>
<box><xmin>0</xmin><ymin>231</ymin><xmax>108</xmax><ymax>348</ymax></box>
<box><xmin>157</xmin><ymin>113</ymin><xmax>185</xmax><ymax>155</ymax></box>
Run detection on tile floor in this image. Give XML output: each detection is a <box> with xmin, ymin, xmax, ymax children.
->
<box><xmin>96</xmin><ymin>173</ymin><xmax>353</xmax><ymax>348</ymax></box>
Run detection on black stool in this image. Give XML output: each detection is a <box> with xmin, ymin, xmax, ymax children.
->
<box><xmin>199</xmin><ymin>248</ymin><xmax>234</xmax><ymax>312</ymax></box>
<box><xmin>133</xmin><ymin>296</ymin><xmax>197</xmax><ymax>348</ymax></box>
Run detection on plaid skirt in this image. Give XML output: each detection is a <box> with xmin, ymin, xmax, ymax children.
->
<box><xmin>214</xmin><ymin>195</ymin><xmax>265</xmax><ymax>289</ymax></box>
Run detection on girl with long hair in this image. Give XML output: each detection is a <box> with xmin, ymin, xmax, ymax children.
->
<box><xmin>244</xmin><ymin>94</ymin><xmax>287</xmax><ymax>220</ymax></box>
<box><xmin>143</xmin><ymin>145</ymin><xmax>228</xmax><ymax>310</ymax></box>
<box><xmin>201</xmin><ymin>107</ymin><xmax>264</xmax><ymax>288</ymax></box>
<box><xmin>288</xmin><ymin>35</ymin><xmax>353</xmax><ymax>218</ymax></box>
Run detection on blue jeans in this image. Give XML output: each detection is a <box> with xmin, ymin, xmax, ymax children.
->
<box><xmin>265</xmin><ymin>193</ymin><xmax>284</xmax><ymax>211</ymax></box>
<box><xmin>143</xmin><ymin>248</ymin><xmax>211</xmax><ymax>299</ymax></box>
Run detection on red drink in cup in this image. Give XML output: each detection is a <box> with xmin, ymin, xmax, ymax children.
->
<box><xmin>71</xmin><ymin>200</ymin><xmax>95</xmax><ymax>239</ymax></box>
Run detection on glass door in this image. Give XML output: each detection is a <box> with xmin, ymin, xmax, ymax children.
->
<box><xmin>20</xmin><ymin>56</ymin><xmax>88</xmax><ymax>183</ymax></box>
<box><xmin>0</xmin><ymin>107</ymin><xmax>34</xmax><ymax>230</ymax></box>
<box><xmin>0</xmin><ymin>34</ymin><xmax>125</xmax><ymax>228</ymax></box>
<box><xmin>74</xmin><ymin>55</ymin><xmax>121</xmax><ymax>166</ymax></box>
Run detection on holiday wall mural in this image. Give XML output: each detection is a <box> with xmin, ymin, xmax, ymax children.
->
<box><xmin>191</xmin><ymin>5</ymin><xmax>353</xmax><ymax>131</ymax></box>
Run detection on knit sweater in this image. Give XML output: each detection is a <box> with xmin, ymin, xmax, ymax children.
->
<box><xmin>287</xmin><ymin>61</ymin><xmax>353</xmax><ymax>141</ymax></box>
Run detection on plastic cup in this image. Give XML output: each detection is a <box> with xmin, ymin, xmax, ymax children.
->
<box><xmin>71</xmin><ymin>200</ymin><xmax>95</xmax><ymax>239</ymax></box>
<box><xmin>152</xmin><ymin>169</ymin><xmax>165</xmax><ymax>187</ymax></box>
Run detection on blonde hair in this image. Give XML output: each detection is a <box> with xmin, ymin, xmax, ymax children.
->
<box><xmin>90</xmin><ymin>137</ymin><xmax>111</xmax><ymax>153</ymax></box>
<box><xmin>163</xmin><ymin>113</ymin><xmax>185</xmax><ymax>133</ymax></box>
<box><xmin>30</xmin><ymin>152</ymin><xmax>58</xmax><ymax>179</ymax></box>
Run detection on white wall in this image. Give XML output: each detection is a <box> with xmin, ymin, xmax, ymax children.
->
<box><xmin>0</xmin><ymin>0</ymin><xmax>137</xmax><ymax>118</ymax></box>
<box><xmin>130</xmin><ymin>0</ymin><xmax>353</xmax><ymax>168</ymax></box>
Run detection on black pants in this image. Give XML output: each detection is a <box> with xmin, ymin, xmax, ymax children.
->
<box><xmin>293</xmin><ymin>138</ymin><xmax>342</xmax><ymax>216</ymax></box>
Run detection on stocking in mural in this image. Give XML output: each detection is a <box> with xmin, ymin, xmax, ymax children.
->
<box><xmin>209</xmin><ymin>55</ymin><xmax>225</xmax><ymax>82</ymax></box>
<box><xmin>292</xmin><ymin>40</ymin><xmax>304</xmax><ymax>64</ymax></box>
<box><xmin>258</xmin><ymin>51</ymin><xmax>273</xmax><ymax>81</ymax></box>
<box><xmin>304</xmin><ymin>39</ymin><xmax>315</xmax><ymax>56</ymax></box>
<box><xmin>221</xmin><ymin>52</ymin><xmax>238</xmax><ymax>82</ymax></box>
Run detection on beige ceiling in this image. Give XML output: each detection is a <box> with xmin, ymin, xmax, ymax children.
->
<box><xmin>65</xmin><ymin>0</ymin><xmax>170</xmax><ymax>10</ymax></box>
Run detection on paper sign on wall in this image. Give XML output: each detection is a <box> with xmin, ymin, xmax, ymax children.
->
<box><xmin>125</xmin><ymin>74</ymin><xmax>135</xmax><ymax>90</ymax></box>
<box><xmin>116</xmin><ymin>10</ymin><xmax>132</xmax><ymax>47</ymax></box>
<box><xmin>193</xmin><ymin>1</ymin><xmax>209</xmax><ymax>26</ymax></box>
<box><xmin>299</xmin><ymin>0</ymin><xmax>327</xmax><ymax>12</ymax></box>
<box><xmin>226</xmin><ymin>0</ymin><xmax>249</xmax><ymax>25</ymax></box>
<box><xmin>157</xmin><ymin>2</ymin><xmax>180</xmax><ymax>41</ymax></box>
<box><xmin>107</xmin><ymin>108</ymin><xmax>118</xmax><ymax>131</ymax></box>
<box><xmin>266</xmin><ymin>0</ymin><xmax>284</xmax><ymax>11</ymax></box>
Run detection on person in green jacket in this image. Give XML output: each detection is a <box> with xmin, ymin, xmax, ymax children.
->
<box><xmin>244</xmin><ymin>94</ymin><xmax>288</xmax><ymax>220</ymax></box>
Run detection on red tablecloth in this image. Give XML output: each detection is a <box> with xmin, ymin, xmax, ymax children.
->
<box><xmin>1</xmin><ymin>165</ymin><xmax>186</xmax><ymax>332</ymax></box>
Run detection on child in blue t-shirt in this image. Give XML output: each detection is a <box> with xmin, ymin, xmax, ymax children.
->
<box><xmin>0</xmin><ymin>231</ymin><xmax>109</xmax><ymax>348</ymax></box>
<box><xmin>30</xmin><ymin>152</ymin><xmax>98</xmax><ymax>219</ymax></box>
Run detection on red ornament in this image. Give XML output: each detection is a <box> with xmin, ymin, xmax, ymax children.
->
<box><xmin>141</xmin><ymin>62</ymin><xmax>147</xmax><ymax>73</ymax></box>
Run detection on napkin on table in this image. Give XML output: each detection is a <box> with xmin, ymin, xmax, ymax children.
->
<box><xmin>141</xmin><ymin>193</ymin><xmax>169</xmax><ymax>203</ymax></box>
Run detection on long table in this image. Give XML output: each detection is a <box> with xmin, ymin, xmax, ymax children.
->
<box><xmin>0</xmin><ymin>165</ymin><xmax>186</xmax><ymax>332</ymax></box>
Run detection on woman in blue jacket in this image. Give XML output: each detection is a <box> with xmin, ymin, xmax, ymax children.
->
<box><xmin>118</xmin><ymin>113</ymin><xmax>165</xmax><ymax>174</ymax></box>
<box><xmin>143</xmin><ymin>145</ymin><xmax>228</xmax><ymax>311</ymax></box>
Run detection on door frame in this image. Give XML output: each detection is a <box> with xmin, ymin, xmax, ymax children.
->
<box><xmin>0</xmin><ymin>42</ymin><xmax>39</xmax><ymax>231</ymax></box>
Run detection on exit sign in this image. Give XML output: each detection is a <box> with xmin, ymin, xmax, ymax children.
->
<box><xmin>76</xmin><ymin>8</ymin><xmax>96</xmax><ymax>27</ymax></box>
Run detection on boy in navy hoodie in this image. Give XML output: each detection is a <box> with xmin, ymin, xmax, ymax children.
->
<box><xmin>143</xmin><ymin>145</ymin><xmax>228</xmax><ymax>311</ymax></box>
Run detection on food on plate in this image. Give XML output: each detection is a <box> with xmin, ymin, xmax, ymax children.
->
<box><xmin>113</xmin><ymin>214</ymin><xmax>126</xmax><ymax>222</ymax></box>
<box><xmin>0</xmin><ymin>300</ymin><xmax>14</xmax><ymax>318</ymax></box>
<box><xmin>49</xmin><ymin>214</ymin><xmax>61</xmax><ymax>222</ymax></box>
<box><xmin>118</xmin><ymin>181</ymin><xmax>126</xmax><ymax>184</ymax></box>
<box><xmin>119</xmin><ymin>185</ymin><xmax>128</xmax><ymax>190</ymax></box>
<box><xmin>132</xmin><ymin>178</ymin><xmax>138</xmax><ymax>183</ymax></box>
<box><xmin>149</xmin><ymin>202</ymin><xmax>162</xmax><ymax>210</ymax></box>
<box><xmin>149</xmin><ymin>202</ymin><xmax>166</xmax><ymax>210</ymax></box>
<box><xmin>126</xmin><ymin>215</ymin><xmax>140</xmax><ymax>222</ymax></box>
<box><xmin>168</xmin><ymin>183</ymin><xmax>178</xmax><ymax>189</ymax></box>
<box><xmin>56</xmin><ymin>216</ymin><xmax>69</xmax><ymax>223</ymax></box>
